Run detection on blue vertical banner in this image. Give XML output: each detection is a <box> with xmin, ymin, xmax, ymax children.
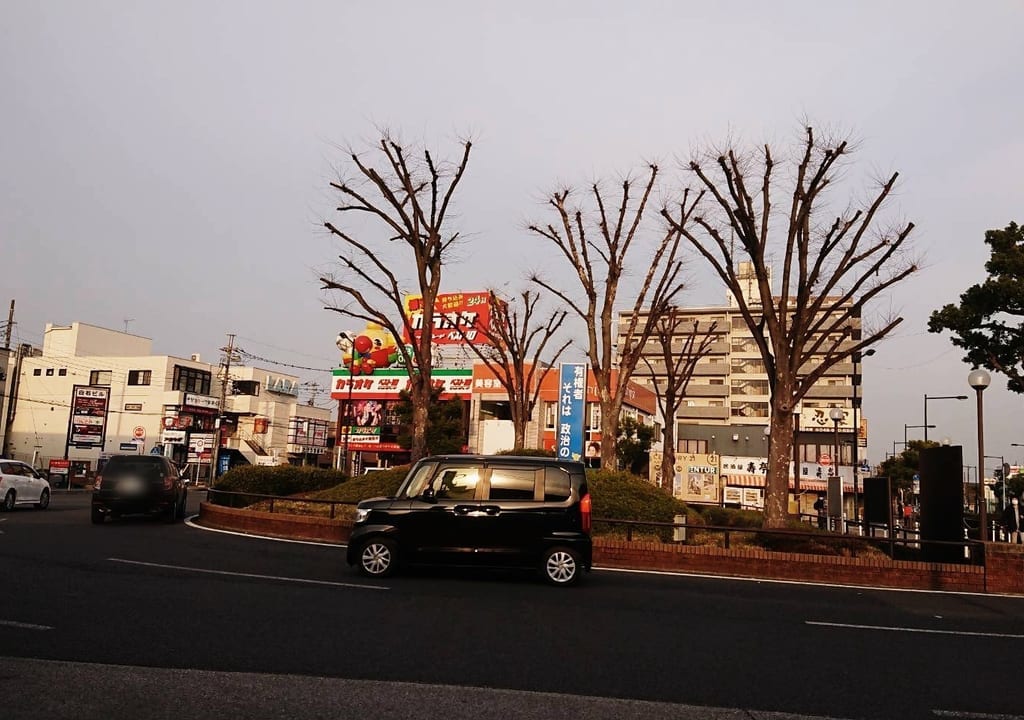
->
<box><xmin>557</xmin><ymin>363</ymin><xmax>587</xmax><ymax>461</ymax></box>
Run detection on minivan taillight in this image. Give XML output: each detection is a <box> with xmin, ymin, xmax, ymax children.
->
<box><xmin>94</xmin><ymin>476</ymin><xmax>103</xmax><ymax>491</ymax></box>
<box><xmin>163</xmin><ymin>475</ymin><xmax>173</xmax><ymax>490</ymax></box>
<box><xmin>580</xmin><ymin>493</ymin><xmax>592</xmax><ymax>534</ymax></box>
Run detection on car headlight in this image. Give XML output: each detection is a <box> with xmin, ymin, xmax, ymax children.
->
<box><xmin>355</xmin><ymin>507</ymin><xmax>370</xmax><ymax>524</ymax></box>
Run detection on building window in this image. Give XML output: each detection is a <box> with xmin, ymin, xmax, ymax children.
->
<box><xmin>677</xmin><ymin>439</ymin><xmax>709</xmax><ymax>454</ymax></box>
<box><xmin>58</xmin><ymin>368</ymin><xmax>67</xmax><ymax>376</ymax></box>
<box><xmin>89</xmin><ymin>370</ymin><xmax>112</xmax><ymax>385</ymax></box>
<box><xmin>232</xmin><ymin>380</ymin><xmax>260</xmax><ymax>396</ymax></box>
<box><xmin>589</xmin><ymin>404</ymin><xmax>601</xmax><ymax>431</ymax></box>
<box><xmin>543</xmin><ymin>401</ymin><xmax>557</xmax><ymax>430</ymax></box>
<box><xmin>128</xmin><ymin>370</ymin><xmax>152</xmax><ymax>386</ymax></box>
<box><xmin>32</xmin><ymin>368</ymin><xmax>41</xmax><ymax>376</ymax></box>
<box><xmin>172</xmin><ymin>365</ymin><xmax>211</xmax><ymax>395</ymax></box>
<box><xmin>45</xmin><ymin>368</ymin><xmax>54</xmax><ymax>376</ymax></box>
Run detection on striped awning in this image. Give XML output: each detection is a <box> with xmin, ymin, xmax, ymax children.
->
<box><xmin>723</xmin><ymin>475</ymin><xmax>853</xmax><ymax>493</ymax></box>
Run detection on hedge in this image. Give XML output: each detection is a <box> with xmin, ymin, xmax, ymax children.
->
<box><xmin>310</xmin><ymin>467</ymin><xmax>409</xmax><ymax>503</ymax></box>
<box><xmin>214</xmin><ymin>465</ymin><xmax>346</xmax><ymax>497</ymax></box>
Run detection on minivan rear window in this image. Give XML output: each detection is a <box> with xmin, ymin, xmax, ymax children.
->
<box><xmin>489</xmin><ymin>467</ymin><xmax>537</xmax><ymax>501</ymax></box>
<box><xmin>544</xmin><ymin>467</ymin><xmax>572</xmax><ymax>501</ymax></box>
<box><xmin>103</xmin><ymin>458</ymin><xmax>165</xmax><ymax>478</ymax></box>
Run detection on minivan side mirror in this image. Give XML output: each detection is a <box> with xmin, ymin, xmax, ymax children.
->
<box><xmin>421</xmin><ymin>488</ymin><xmax>437</xmax><ymax>503</ymax></box>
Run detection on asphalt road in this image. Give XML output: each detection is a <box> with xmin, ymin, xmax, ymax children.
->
<box><xmin>3</xmin><ymin>491</ymin><xmax>1024</xmax><ymax>720</ymax></box>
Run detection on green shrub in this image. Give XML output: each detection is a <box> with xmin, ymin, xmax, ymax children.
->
<box><xmin>310</xmin><ymin>466</ymin><xmax>409</xmax><ymax>504</ymax></box>
<box><xmin>586</xmin><ymin>469</ymin><xmax>696</xmax><ymax>541</ymax></box>
<box><xmin>695</xmin><ymin>505</ymin><xmax>764</xmax><ymax>529</ymax></box>
<box><xmin>496</xmin><ymin>448</ymin><xmax>556</xmax><ymax>457</ymax></box>
<box><xmin>214</xmin><ymin>465</ymin><xmax>346</xmax><ymax>498</ymax></box>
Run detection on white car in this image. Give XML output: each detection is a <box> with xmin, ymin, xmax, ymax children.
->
<box><xmin>0</xmin><ymin>460</ymin><xmax>51</xmax><ymax>511</ymax></box>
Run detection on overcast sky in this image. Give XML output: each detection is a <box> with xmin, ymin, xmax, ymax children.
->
<box><xmin>3</xmin><ymin>1</ymin><xmax>1022</xmax><ymax>471</ymax></box>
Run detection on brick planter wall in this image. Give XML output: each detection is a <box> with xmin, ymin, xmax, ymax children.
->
<box><xmin>198</xmin><ymin>502</ymin><xmax>353</xmax><ymax>544</ymax></box>
<box><xmin>198</xmin><ymin>503</ymin><xmax>1024</xmax><ymax>594</ymax></box>
<box><xmin>593</xmin><ymin>538</ymin><xmax>989</xmax><ymax>593</ymax></box>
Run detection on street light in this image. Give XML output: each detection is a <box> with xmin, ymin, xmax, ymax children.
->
<box><xmin>851</xmin><ymin>348</ymin><xmax>875</xmax><ymax>524</ymax></box>
<box><xmin>923</xmin><ymin>394</ymin><xmax>968</xmax><ymax>442</ymax></box>
<box><xmin>336</xmin><ymin>332</ymin><xmax>355</xmax><ymax>476</ymax></box>
<box><xmin>904</xmin><ymin>424</ymin><xmax>935</xmax><ymax>447</ymax></box>
<box><xmin>968</xmin><ymin>369</ymin><xmax>991</xmax><ymax>541</ymax></box>
<box><xmin>830</xmin><ymin>407</ymin><xmax>844</xmax><ymax>533</ymax></box>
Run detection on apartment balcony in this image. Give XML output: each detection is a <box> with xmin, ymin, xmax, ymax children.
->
<box><xmin>803</xmin><ymin>385</ymin><xmax>854</xmax><ymax>399</ymax></box>
<box><xmin>683</xmin><ymin>385</ymin><xmax>730</xmax><ymax>398</ymax></box>
<box><xmin>676</xmin><ymin>405</ymin><xmax>731</xmax><ymax>420</ymax></box>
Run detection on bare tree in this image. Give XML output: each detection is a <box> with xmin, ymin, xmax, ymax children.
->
<box><xmin>457</xmin><ymin>290</ymin><xmax>571</xmax><ymax>450</ymax></box>
<box><xmin>320</xmin><ymin>134</ymin><xmax>472</xmax><ymax>462</ymax></box>
<box><xmin>638</xmin><ymin>310</ymin><xmax>718</xmax><ymax>490</ymax></box>
<box><xmin>662</xmin><ymin>127</ymin><xmax>917</xmax><ymax>528</ymax></box>
<box><xmin>529</xmin><ymin>165</ymin><xmax>695</xmax><ymax>469</ymax></box>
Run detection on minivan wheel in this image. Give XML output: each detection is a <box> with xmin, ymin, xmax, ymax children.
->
<box><xmin>36</xmin><ymin>489</ymin><xmax>50</xmax><ymax>510</ymax></box>
<box><xmin>358</xmin><ymin>538</ymin><xmax>397</xmax><ymax>578</ymax></box>
<box><xmin>542</xmin><ymin>546</ymin><xmax>580</xmax><ymax>586</ymax></box>
<box><xmin>91</xmin><ymin>507</ymin><xmax>105</xmax><ymax>524</ymax></box>
<box><xmin>2</xmin><ymin>491</ymin><xmax>14</xmax><ymax>512</ymax></box>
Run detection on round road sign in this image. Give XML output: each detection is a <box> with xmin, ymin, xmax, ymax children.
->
<box><xmin>819</xmin><ymin>454</ymin><xmax>832</xmax><ymax>466</ymax></box>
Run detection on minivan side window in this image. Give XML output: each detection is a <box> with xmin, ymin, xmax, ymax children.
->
<box><xmin>544</xmin><ymin>467</ymin><xmax>572</xmax><ymax>501</ymax></box>
<box><xmin>488</xmin><ymin>467</ymin><xmax>538</xmax><ymax>501</ymax></box>
<box><xmin>399</xmin><ymin>462</ymin><xmax>438</xmax><ymax>498</ymax></box>
<box><xmin>434</xmin><ymin>465</ymin><xmax>481</xmax><ymax>501</ymax></box>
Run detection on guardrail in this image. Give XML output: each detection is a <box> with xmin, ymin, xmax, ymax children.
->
<box><xmin>206</xmin><ymin>489</ymin><xmax>357</xmax><ymax>519</ymax></box>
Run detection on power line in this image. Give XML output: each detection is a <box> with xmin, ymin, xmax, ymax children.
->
<box><xmin>236</xmin><ymin>349</ymin><xmax>334</xmax><ymax>373</ymax></box>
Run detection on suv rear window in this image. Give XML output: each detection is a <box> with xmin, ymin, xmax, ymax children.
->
<box><xmin>488</xmin><ymin>467</ymin><xmax>538</xmax><ymax>501</ymax></box>
<box><xmin>103</xmin><ymin>457</ymin><xmax>167</xmax><ymax>478</ymax></box>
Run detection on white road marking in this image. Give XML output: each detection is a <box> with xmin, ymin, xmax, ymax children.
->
<box><xmin>597</xmin><ymin>566</ymin><xmax>1024</xmax><ymax>599</ymax></box>
<box><xmin>807</xmin><ymin>621</ymin><xmax>1024</xmax><ymax>639</ymax></box>
<box><xmin>107</xmin><ymin>558</ymin><xmax>386</xmax><ymax>591</ymax></box>
<box><xmin>933</xmin><ymin>711</ymin><xmax>1024</xmax><ymax>718</ymax></box>
<box><xmin>184</xmin><ymin>515</ymin><xmax>346</xmax><ymax>548</ymax></box>
<box><xmin>0</xmin><ymin>620</ymin><xmax>54</xmax><ymax>631</ymax></box>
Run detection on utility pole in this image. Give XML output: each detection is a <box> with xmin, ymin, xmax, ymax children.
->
<box><xmin>211</xmin><ymin>333</ymin><xmax>237</xmax><ymax>488</ymax></box>
<box><xmin>3</xmin><ymin>300</ymin><xmax>14</xmax><ymax>349</ymax></box>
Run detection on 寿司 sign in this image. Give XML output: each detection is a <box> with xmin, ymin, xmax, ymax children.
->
<box><xmin>403</xmin><ymin>291</ymin><xmax>503</xmax><ymax>346</ymax></box>
<box><xmin>331</xmin><ymin>368</ymin><xmax>474</xmax><ymax>400</ymax></box>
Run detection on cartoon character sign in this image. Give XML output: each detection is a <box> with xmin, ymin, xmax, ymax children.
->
<box><xmin>339</xmin><ymin>323</ymin><xmax>403</xmax><ymax>375</ymax></box>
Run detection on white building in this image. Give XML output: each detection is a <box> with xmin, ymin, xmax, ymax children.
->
<box><xmin>4</xmin><ymin>323</ymin><xmax>329</xmax><ymax>483</ymax></box>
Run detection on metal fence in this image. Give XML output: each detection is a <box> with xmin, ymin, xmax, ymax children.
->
<box><xmin>206</xmin><ymin>489</ymin><xmax>357</xmax><ymax>519</ymax></box>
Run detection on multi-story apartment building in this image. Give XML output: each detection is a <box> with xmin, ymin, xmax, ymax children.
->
<box><xmin>3</xmin><ymin>322</ymin><xmax>330</xmax><ymax>484</ymax></box>
<box><xmin>623</xmin><ymin>264</ymin><xmax>867</xmax><ymax>511</ymax></box>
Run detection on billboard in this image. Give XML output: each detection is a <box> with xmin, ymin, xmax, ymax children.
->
<box><xmin>68</xmin><ymin>385</ymin><xmax>110</xmax><ymax>447</ymax></box>
<box><xmin>556</xmin><ymin>363</ymin><xmax>586</xmax><ymax>461</ymax></box>
<box><xmin>677</xmin><ymin>452</ymin><xmax>721</xmax><ymax>504</ymax></box>
<box><xmin>403</xmin><ymin>291</ymin><xmax>500</xmax><ymax>345</ymax></box>
<box><xmin>800</xmin><ymin>407</ymin><xmax>854</xmax><ymax>432</ymax></box>
<box><xmin>331</xmin><ymin>368</ymin><xmax>474</xmax><ymax>400</ymax></box>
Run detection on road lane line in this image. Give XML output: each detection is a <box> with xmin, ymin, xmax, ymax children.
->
<box><xmin>107</xmin><ymin>558</ymin><xmax>386</xmax><ymax>591</ymax></box>
<box><xmin>0</xmin><ymin>620</ymin><xmax>54</xmax><ymax>631</ymax></box>
<box><xmin>807</xmin><ymin>621</ymin><xmax>1024</xmax><ymax>639</ymax></box>
<box><xmin>184</xmin><ymin>515</ymin><xmax>346</xmax><ymax>548</ymax></box>
<box><xmin>933</xmin><ymin>711</ymin><xmax>1024</xmax><ymax>718</ymax></box>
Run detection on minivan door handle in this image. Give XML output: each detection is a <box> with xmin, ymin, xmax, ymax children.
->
<box><xmin>453</xmin><ymin>505</ymin><xmax>475</xmax><ymax>515</ymax></box>
<box><xmin>482</xmin><ymin>505</ymin><xmax>501</xmax><ymax>516</ymax></box>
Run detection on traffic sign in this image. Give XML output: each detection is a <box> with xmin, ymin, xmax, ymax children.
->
<box><xmin>819</xmin><ymin>454</ymin><xmax>832</xmax><ymax>467</ymax></box>
<box><xmin>132</xmin><ymin>426</ymin><xmax>146</xmax><ymax>440</ymax></box>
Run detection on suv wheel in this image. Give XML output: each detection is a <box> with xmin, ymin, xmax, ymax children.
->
<box><xmin>91</xmin><ymin>506</ymin><xmax>105</xmax><ymax>524</ymax></box>
<box><xmin>542</xmin><ymin>546</ymin><xmax>581</xmax><ymax>586</ymax></box>
<box><xmin>163</xmin><ymin>500</ymin><xmax>179</xmax><ymax>523</ymax></box>
<box><xmin>36</xmin><ymin>489</ymin><xmax>50</xmax><ymax>510</ymax></box>
<box><xmin>358</xmin><ymin>538</ymin><xmax>397</xmax><ymax>578</ymax></box>
<box><xmin>2</xmin><ymin>490</ymin><xmax>14</xmax><ymax>512</ymax></box>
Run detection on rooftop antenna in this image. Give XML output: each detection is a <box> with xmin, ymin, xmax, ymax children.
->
<box><xmin>123</xmin><ymin>318</ymin><xmax>135</xmax><ymax>333</ymax></box>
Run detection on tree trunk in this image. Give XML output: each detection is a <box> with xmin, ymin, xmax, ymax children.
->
<box><xmin>512</xmin><ymin>414</ymin><xmax>526</xmax><ymax>451</ymax></box>
<box><xmin>410</xmin><ymin>382</ymin><xmax>430</xmax><ymax>461</ymax></box>
<box><xmin>600</xmin><ymin>395</ymin><xmax>622</xmax><ymax>470</ymax></box>
<box><xmin>764</xmin><ymin>406</ymin><xmax>795</xmax><ymax>528</ymax></box>
<box><xmin>661</xmin><ymin>421</ymin><xmax>676</xmax><ymax>493</ymax></box>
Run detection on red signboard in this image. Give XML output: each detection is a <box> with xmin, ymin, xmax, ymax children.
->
<box><xmin>68</xmin><ymin>385</ymin><xmax>110</xmax><ymax>447</ymax></box>
<box><xmin>403</xmin><ymin>291</ymin><xmax>499</xmax><ymax>345</ymax></box>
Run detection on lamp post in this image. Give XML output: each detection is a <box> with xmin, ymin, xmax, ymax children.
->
<box><xmin>336</xmin><ymin>332</ymin><xmax>355</xmax><ymax>476</ymax></box>
<box><xmin>830</xmin><ymin>407</ymin><xmax>844</xmax><ymax>532</ymax></box>
<box><xmin>923</xmin><ymin>394</ymin><xmax>968</xmax><ymax>442</ymax></box>
<box><xmin>968</xmin><ymin>369</ymin><xmax>991</xmax><ymax>541</ymax></box>
<box><xmin>904</xmin><ymin>424</ymin><xmax>935</xmax><ymax>447</ymax></box>
<box><xmin>851</xmin><ymin>348</ymin><xmax>875</xmax><ymax>524</ymax></box>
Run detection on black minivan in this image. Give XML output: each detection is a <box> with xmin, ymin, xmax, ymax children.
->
<box><xmin>347</xmin><ymin>455</ymin><xmax>592</xmax><ymax>585</ymax></box>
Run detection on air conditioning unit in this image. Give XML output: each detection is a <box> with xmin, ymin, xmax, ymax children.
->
<box><xmin>191</xmin><ymin>354</ymin><xmax>201</xmax><ymax>362</ymax></box>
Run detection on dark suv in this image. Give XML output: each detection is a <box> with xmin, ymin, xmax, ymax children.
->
<box><xmin>347</xmin><ymin>455</ymin><xmax>592</xmax><ymax>585</ymax></box>
<box><xmin>91</xmin><ymin>455</ymin><xmax>188</xmax><ymax>524</ymax></box>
